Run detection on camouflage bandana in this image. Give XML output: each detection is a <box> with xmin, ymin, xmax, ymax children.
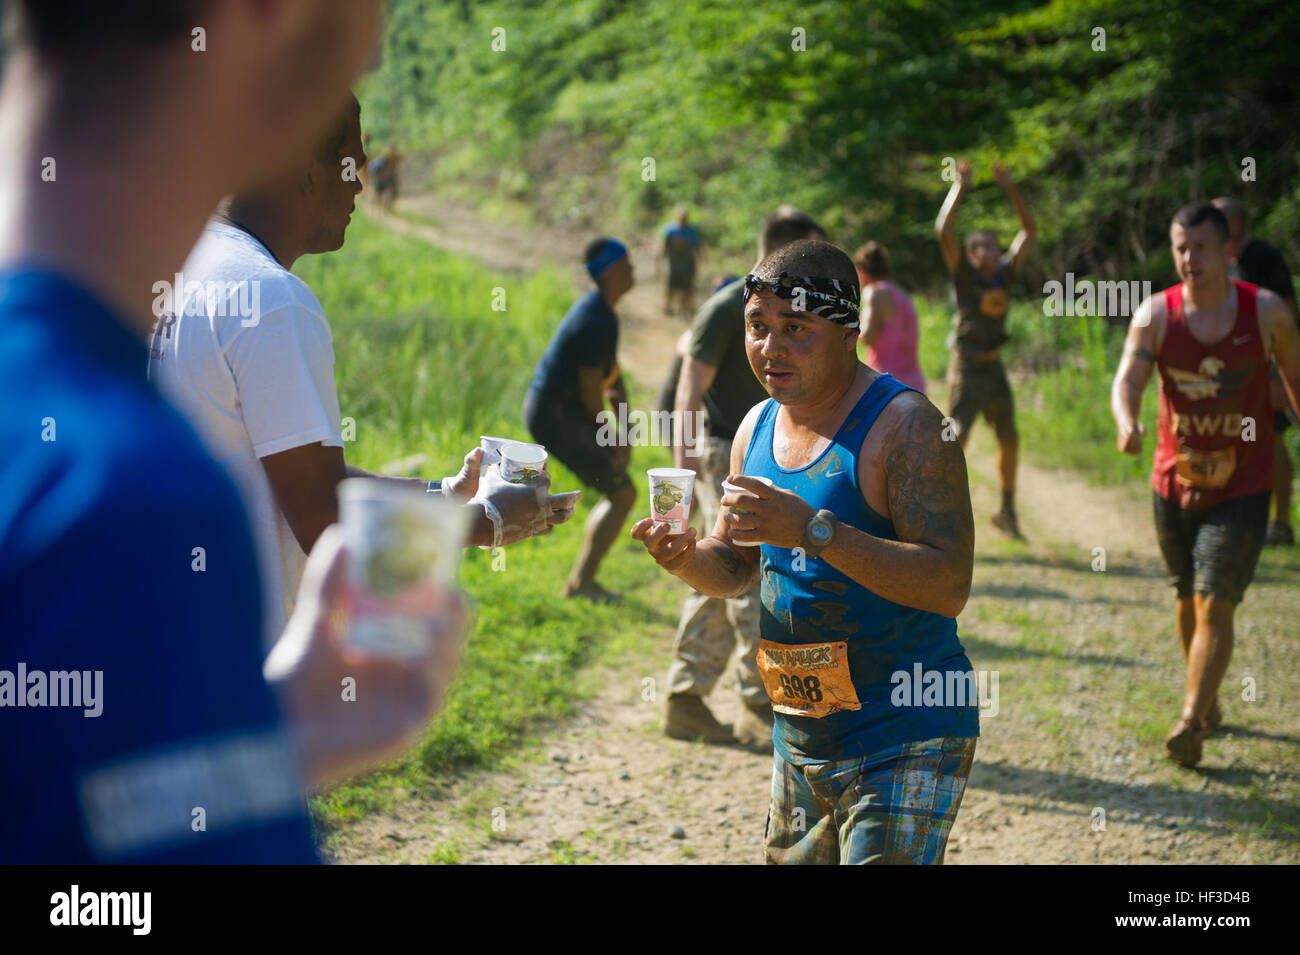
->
<box><xmin>742</xmin><ymin>271</ymin><xmax>860</xmax><ymax>328</ymax></box>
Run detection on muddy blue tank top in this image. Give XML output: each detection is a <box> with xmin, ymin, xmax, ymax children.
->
<box><xmin>743</xmin><ymin>372</ymin><xmax>980</xmax><ymax>764</ymax></box>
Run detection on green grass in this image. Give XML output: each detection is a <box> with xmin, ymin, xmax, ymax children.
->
<box><xmin>294</xmin><ymin>214</ymin><xmax>679</xmax><ymax>839</ymax></box>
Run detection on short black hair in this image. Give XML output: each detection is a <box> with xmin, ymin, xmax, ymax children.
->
<box><xmin>755</xmin><ymin>239</ymin><xmax>859</xmax><ymax>301</ymax></box>
<box><xmin>1172</xmin><ymin>201</ymin><xmax>1230</xmax><ymax>243</ymax></box>
<box><xmin>584</xmin><ymin>237</ymin><xmax>618</xmax><ymax>265</ymax></box>
<box><xmin>759</xmin><ymin>206</ymin><xmax>823</xmax><ymax>258</ymax></box>
<box><xmin>5</xmin><ymin>0</ymin><xmax>212</xmax><ymax>54</ymax></box>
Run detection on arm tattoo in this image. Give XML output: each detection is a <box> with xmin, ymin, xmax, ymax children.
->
<box><xmin>884</xmin><ymin>401</ymin><xmax>975</xmax><ymax>553</ymax></box>
<box><xmin>1126</xmin><ymin>344</ymin><xmax>1156</xmax><ymax>364</ymax></box>
<box><xmin>717</xmin><ymin>545</ymin><xmax>742</xmax><ymax>577</ymax></box>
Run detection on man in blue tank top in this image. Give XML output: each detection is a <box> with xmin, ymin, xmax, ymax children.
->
<box><xmin>633</xmin><ymin>239</ymin><xmax>980</xmax><ymax>864</ymax></box>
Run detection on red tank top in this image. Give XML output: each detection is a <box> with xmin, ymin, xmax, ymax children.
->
<box><xmin>1152</xmin><ymin>280</ymin><xmax>1273</xmax><ymax>509</ymax></box>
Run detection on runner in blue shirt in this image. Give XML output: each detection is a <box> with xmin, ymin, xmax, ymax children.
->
<box><xmin>633</xmin><ymin>239</ymin><xmax>980</xmax><ymax>864</ymax></box>
<box><xmin>661</xmin><ymin>206</ymin><xmax>701</xmax><ymax>318</ymax></box>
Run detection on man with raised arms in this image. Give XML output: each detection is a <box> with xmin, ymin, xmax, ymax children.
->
<box><xmin>633</xmin><ymin>239</ymin><xmax>980</xmax><ymax>864</ymax></box>
<box><xmin>935</xmin><ymin>158</ymin><xmax>1036</xmax><ymax>539</ymax></box>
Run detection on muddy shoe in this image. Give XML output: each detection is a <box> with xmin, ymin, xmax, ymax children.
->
<box><xmin>1165</xmin><ymin>716</ymin><xmax>1206</xmax><ymax>767</ymax></box>
<box><xmin>1265</xmin><ymin>522</ymin><xmax>1294</xmax><ymax>546</ymax></box>
<box><xmin>663</xmin><ymin>694</ymin><xmax>734</xmax><ymax>744</ymax></box>
<box><xmin>990</xmin><ymin>510</ymin><xmax>1025</xmax><ymax>540</ymax></box>
<box><xmin>733</xmin><ymin>699</ymin><xmax>774</xmax><ymax>748</ymax></box>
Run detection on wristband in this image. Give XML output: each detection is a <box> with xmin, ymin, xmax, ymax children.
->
<box><xmin>479</xmin><ymin>499</ymin><xmax>504</xmax><ymax>549</ymax></box>
<box><xmin>427</xmin><ymin>478</ymin><xmax>456</xmax><ymax>497</ymax></box>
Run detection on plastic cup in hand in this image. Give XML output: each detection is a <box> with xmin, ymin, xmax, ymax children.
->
<box><xmin>721</xmin><ymin>476</ymin><xmax>773</xmax><ymax>546</ymax></box>
<box><xmin>647</xmin><ymin>467</ymin><xmax>696</xmax><ymax>534</ymax></box>
<box><xmin>479</xmin><ymin>435</ymin><xmax>518</xmax><ymax>470</ymax></box>
<box><xmin>338</xmin><ymin>477</ymin><xmax>471</xmax><ymax>659</ymax></box>
<box><xmin>501</xmin><ymin>443</ymin><xmax>548</xmax><ymax>485</ymax></box>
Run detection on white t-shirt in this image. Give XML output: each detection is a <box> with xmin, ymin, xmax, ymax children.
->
<box><xmin>148</xmin><ymin>221</ymin><xmax>344</xmax><ymax>651</ymax></box>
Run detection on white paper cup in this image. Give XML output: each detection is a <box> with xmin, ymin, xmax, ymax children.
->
<box><xmin>721</xmin><ymin>476</ymin><xmax>773</xmax><ymax>546</ymax></box>
<box><xmin>647</xmin><ymin>467</ymin><xmax>696</xmax><ymax>534</ymax></box>
<box><xmin>338</xmin><ymin>477</ymin><xmax>471</xmax><ymax>658</ymax></box>
<box><xmin>501</xmin><ymin>442</ymin><xmax>548</xmax><ymax>484</ymax></box>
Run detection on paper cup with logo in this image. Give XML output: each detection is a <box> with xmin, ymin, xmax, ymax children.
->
<box><xmin>647</xmin><ymin>467</ymin><xmax>696</xmax><ymax>534</ymax></box>
<box><xmin>721</xmin><ymin>476</ymin><xmax>773</xmax><ymax>546</ymax></box>
<box><xmin>500</xmin><ymin>442</ymin><xmax>548</xmax><ymax>485</ymax></box>
<box><xmin>338</xmin><ymin>477</ymin><xmax>471</xmax><ymax>659</ymax></box>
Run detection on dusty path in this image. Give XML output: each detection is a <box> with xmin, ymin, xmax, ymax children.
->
<box><xmin>330</xmin><ymin>197</ymin><xmax>1300</xmax><ymax>865</ymax></box>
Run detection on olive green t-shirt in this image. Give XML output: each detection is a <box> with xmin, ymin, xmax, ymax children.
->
<box><xmin>688</xmin><ymin>279</ymin><xmax>768</xmax><ymax>440</ymax></box>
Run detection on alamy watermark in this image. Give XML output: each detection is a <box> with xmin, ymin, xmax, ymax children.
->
<box><xmin>1</xmin><ymin>663</ymin><xmax>102</xmax><ymax>717</ymax></box>
<box><xmin>151</xmin><ymin>273</ymin><xmax>263</xmax><ymax>329</ymax></box>
<box><xmin>1042</xmin><ymin>273</ymin><xmax>1151</xmax><ymax>320</ymax></box>
<box><xmin>890</xmin><ymin>663</ymin><xmax>999</xmax><ymax>717</ymax></box>
<box><xmin>596</xmin><ymin>403</ymin><xmax>703</xmax><ymax>452</ymax></box>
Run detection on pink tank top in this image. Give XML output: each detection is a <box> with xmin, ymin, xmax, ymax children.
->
<box><xmin>863</xmin><ymin>281</ymin><xmax>926</xmax><ymax>393</ymax></box>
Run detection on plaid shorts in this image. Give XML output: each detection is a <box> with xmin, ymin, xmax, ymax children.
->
<box><xmin>765</xmin><ymin>736</ymin><xmax>977</xmax><ymax>865</ymax></box>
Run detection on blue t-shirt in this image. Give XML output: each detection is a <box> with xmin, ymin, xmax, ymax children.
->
<box><xmin>527</xmin><ymin>289</ymin><xmax>618</xmax><ymax>408</ymax></box>
<box><xmin>745</xmin><ymin>374</ymin><xmax>980</xmax><ymax>765</ymax></box>
<box><xmin>0</xmin><ymin>270</ymin><xmax>319</xmax><ymax>863</ymax></box>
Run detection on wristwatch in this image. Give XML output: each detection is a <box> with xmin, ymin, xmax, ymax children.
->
<box><xmin>802</xmin><ymin>509</ymin><xmax>837</xmax><ymax>560</ymax></box>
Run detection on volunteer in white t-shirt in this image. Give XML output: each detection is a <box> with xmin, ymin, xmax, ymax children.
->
<box><xmin>149</xmin><ymin>94</ymin><xmax>577</xmax><ymax>650</ymax></box>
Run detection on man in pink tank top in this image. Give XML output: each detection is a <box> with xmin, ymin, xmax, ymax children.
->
<box><xmin>1111</xmin><ymin>202</ymin><xmax>1300</xmax><ymax>767</ymax></box>
<box><xmin>854</xmin><ymin>241</ymin><xmax>926</xmax><ymax>393</ymax></box>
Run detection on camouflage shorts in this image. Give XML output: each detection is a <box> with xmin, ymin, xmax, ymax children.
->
<box><xmin>765</xmin><ymin>736</ymin><xmax>977</xmax><ymax>865</ymax></box>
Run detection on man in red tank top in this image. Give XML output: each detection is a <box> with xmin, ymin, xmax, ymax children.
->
<box><xmin>1111</xmin><ymin>202</ymin><xmax>1300</xmax><ymax>767</ymax></box>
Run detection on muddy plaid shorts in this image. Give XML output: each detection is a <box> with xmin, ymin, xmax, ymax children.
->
<box><xmin>765</xmin><ymin>736</ymin><xmax>977</xmax><ymax>865</ymax></box>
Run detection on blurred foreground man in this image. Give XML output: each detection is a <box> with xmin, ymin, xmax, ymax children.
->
<box><xmin>1111</xmin><ymin>202</ymin><xmax>1300</xmax><ymax>767</ymax></box>
<box><xmin>634</xmin><ymin>240</ymin><xmax>980</xmax><ymax>864</ymax></box>
<box><xmin>0</xmin><ymin>0</ymin><xmax>467</xmax><ymax>863</ymax></box>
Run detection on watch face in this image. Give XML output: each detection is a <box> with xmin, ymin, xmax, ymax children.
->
<box><xmin>809</xmin><ymin>519</ymin><xmax>833</xmax><ymax>546</ymax></box>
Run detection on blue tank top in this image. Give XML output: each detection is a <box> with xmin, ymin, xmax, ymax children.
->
<box><xmin>744</xmin><ymin>372</ymin><xmax>980</xmax><ymax>764</ymax></box>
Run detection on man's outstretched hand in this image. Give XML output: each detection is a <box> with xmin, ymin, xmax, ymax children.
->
<box><xmin>476</xmin><ymin>464</ymin><xmax>580</xmax><ymax>546</ymax></box>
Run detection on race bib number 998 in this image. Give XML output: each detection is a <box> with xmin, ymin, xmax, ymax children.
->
<box><xmin>756</xmin><ymin>639</ymin><xmax>861</xmax><ymax>719</ymax></box>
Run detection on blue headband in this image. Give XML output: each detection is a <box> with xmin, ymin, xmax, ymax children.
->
<box><xmin>586</xmin><ymin>239</ymin><xmax>628</xmax><ymax>279</ymax></box>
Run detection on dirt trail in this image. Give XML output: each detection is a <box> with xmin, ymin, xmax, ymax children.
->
<box><xmin>332</xmin><ymin>196</ymin><xmax>1300</xmax><ymax>865</ymax></box>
